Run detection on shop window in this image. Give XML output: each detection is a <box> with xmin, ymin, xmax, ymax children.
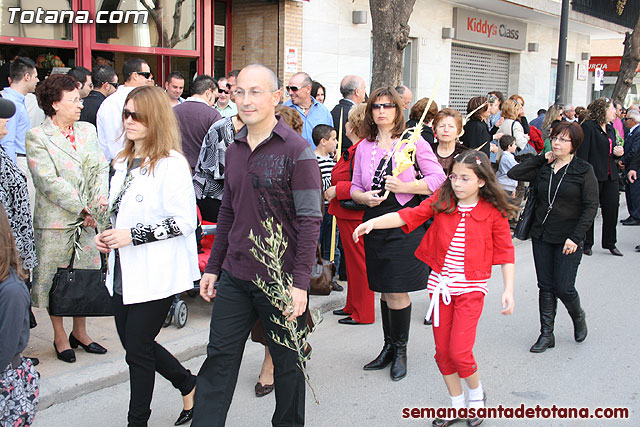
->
<box><xmin>0</xmin><ymin>0</ymin><xmax>72</xmax><ymax>40</ymax></box>
<box><xmin>95</xmin><ymin>0</ymin><xmax>196</xmax><ymax>50</ymax></box>
<box><xmin>549</xmin><ymin>60</ymin><xmax>572</xmax><ymax>105</ymax></box>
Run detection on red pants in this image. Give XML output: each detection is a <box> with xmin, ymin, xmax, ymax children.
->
<box><xmin>432</xmin><ymin>292</ymin><xmax>484</xmax><ymax>378</ymax></box>
<box><xmin>337</xmin><ymin>218</ymin><xmax>375</xmax><ymax>323</ymax></box>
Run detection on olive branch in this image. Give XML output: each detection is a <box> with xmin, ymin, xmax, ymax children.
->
<box><xmin>249</xmin><ymin>217</ymin><xmax>323</xmax><ymax>404</ymax></box>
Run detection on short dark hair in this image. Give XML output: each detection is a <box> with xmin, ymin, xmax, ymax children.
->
<box><xmin>537</xmin><ymin>109</ymin><xmax>546</xmax><ymax>116</ymax></box>
<box><xmin>312</xmin><ymin>124</ymin><xmax>335</xmax><ymax>146</ymax></box>
<box><xmin>311</xmin><ymin>81</ymin><xmax>325</xmax><ymax>100</ymax></box>
<box><xmin>67</xmin><ymin>66</ymin><xmax>91</xmax><ymax>87</ymax></box>
<box><xmin>9</xmin><ymin>57</ymin><xmax>36</xmax><ymax>83</ymax></box>
<box><xmin>191</xmin><ymin>74</ymin><xmax>216</xmax><ymax>95</ymax></box>
<box><xmin>227</xmin><ymin>69</ymin><xmax>240</xmax><ymax>79</ymax></box>
<box><xmin>35</xmin><ymin>74</ymin><xmax>77</xmax><ymax>117</ymax></box>
<box><xmin>92</xmin><ymin>65</ymin><xmax>117</xmax><ymax>88</ymax></box>
<box><xmin>550</xmin><ymin>121</ymin><xmax>584</xmax><ymax>153</ymax></box>
<box><xmin>467</xmin><ymin>96</ymin><xmax>489</xmax><ymax>120</ymax></box>
<box><xmin>122</xmin><ymin>58</ymin><xmax>147</xmax><ymax>82</ymax></box>
<box><xmin>167</xmin><ymin>71</ymin><xmax>185</xmax><ymax>83</ymax></box>
<box><xmin>488</xmin><ymin>91</ymin><xmax>505</xmax><ymax>105</ymax></box>
<box><xmin>499</xmin><ymin>135</ymin><xmax>516</xmax><ymax>151</ymax></box>
<box><xmin>410</xmin><ymin>97</ymin><xmax>439</xmax><ymax>122</ymax></box>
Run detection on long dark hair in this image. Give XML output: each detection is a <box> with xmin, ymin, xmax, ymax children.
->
<box><xmin>432</xmin><ymin>151</ymin><xmax>518</xmax><ymax>219</ymax></box>
<box><xmin>0</xmin><ymin>205</ymin><xmax>25</xmax><ymax>282</ymax></box>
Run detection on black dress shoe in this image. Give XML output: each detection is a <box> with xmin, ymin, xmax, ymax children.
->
<box><xmin>432</xmin><ymin>418</ymin><xmax>461</xmax><ymax>427</ymax></box>
<box><xmin>620</xmin><ymin>216</ymin><xmax>632</xmax><ymax>223</ymax></box>
<box><xmin>333</xmin><ymin>308</ymin><xmax>350</xmax><ymax>316</ymax></box>
<box><xmin>174</xmin><ymin>409</ymin><xmax>193</xmax><ymax>426</ymax></box>
<box><xmin>54</xmin><ymin>342</ymin><xmax>76</xmax><ymax>363</ymax></box>
<box><xmin>622</xmin><ymin>218</ymin><xmax>640</xmax><ymax>225</ymax></box>
<box><xmin>635</xmin><ymin>245</ymin><xmax>640</xmax><ymax>252</ymax></box>
<box><xmin>424</xmin><ymin>317</ymin><xmax>433</xmax><ymax>325</ymax></box>
<box><xmin>27</xmin><ymin>357</ymin><xmax>39</xmax><ymax>366</ymax></box>
<box><xmin>338</xmin><ymin>316</ymin><xmax>360</xmax><ymax>325</ymax></box>
<box><xmin>254</xmin><ymin>381</ymin><xmax>274</xmax><ymax>397</ymax></box>
<box><xmin>583</xmin><ymin>247</ymin><xmax>592</xmax><ymax>256</ymax></box>
<box><xmin>608</xmin><ymin>247</ymin><xmax>623</xmax><ymax>256</ymax></box>
<box><xmin>69</xmin><ymin>333</ymin><xmax>107</xmax><ymax>354</ymax></box>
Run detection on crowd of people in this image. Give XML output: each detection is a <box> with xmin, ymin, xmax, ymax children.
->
<box><xmin>1</xmin><ymin>53</ymin><xmax>640</xmax><ymax>427</ymax></box>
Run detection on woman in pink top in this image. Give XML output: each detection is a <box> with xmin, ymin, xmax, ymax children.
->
<box><xmin>350</xmin><ymin>87</ymin><xmax>446</xmax><ymax>381</ymax></box>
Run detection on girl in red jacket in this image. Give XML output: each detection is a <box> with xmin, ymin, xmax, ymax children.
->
<box><xmin>354</xmin><ymin>151</ymin><xmax>516</xmax><ymax>427</ymax></box>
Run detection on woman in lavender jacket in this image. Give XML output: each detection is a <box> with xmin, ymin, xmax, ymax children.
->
<box><xmin>351</xmin><ymin>87</ymin><xmax>446</xmax><ymax>381</ymax></box>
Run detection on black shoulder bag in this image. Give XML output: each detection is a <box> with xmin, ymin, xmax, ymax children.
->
<box><xmin>513</xmin><ymin>170</ymin><xmax>540</xmax><ymax>241</ymax></box>
<box><xmin>339</xmin><ymin>149</ymin><xmax>367</xmax><ymax>210</ymax></box>
<box><xmin>49</xmin><ymin>245</ymin><xmax>113</xmax><ymax>317</ymax></box>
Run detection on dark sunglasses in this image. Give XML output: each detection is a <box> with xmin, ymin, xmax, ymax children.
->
<box><xmin>136</xmin><ymin>71</ymin><xmax>152</xmax><ymax>79</ymax></box>
<box><xmin>286</xmin><ymin>85</ymin><xmax>307</xmax><ymax>92</ymax></box>
<box><xmin>372</xmin><ymin>102</ymin><xmax>396</xmax><ymax>110</ymax></box>
<box><xmin>108</xmin><ymin>82</ymin><xmax>119</xmax><ymax>89</ymax></box>
<box><xmin>123</xmin><ymin>109</ymin><xmax>144</xmax><ymax>122</ymax></box>
<box><xmin>218</xmin><ymin>87</ymin><xmax>230</xmax><ymax>94</ymax></box>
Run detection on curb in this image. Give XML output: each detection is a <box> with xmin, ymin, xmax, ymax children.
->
<box><xmin>38</xmin><ymin>289</ymin><xmax>347</xmax><ymax>410</ymax></box>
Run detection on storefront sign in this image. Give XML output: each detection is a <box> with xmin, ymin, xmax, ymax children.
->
<box><xmin>453</xmin><ymin>8</ymin><xmax>527</xmax><ymax>51</ymax></box>
<box><xmin>214</xmin><ymin>25</ymin><xmax>225</xmax><ymax>47</ymax></box>
<box><xmin>285</xmin><ymin>47</ymin><xmax>298</xmax><ymax>73</ymax></box>
<box><xmin>589</xmin><ymin>56</ymin><xmax>640</xmax><ymax>72</ymax></box>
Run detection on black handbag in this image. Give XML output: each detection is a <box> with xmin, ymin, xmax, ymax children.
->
<box><xmin>340</xmin><ymin>199</ymin><xmax>367</xmax><ymax>210</ymax></box>
<box><xmin>49</xmin><ymin>248</ymin><xmax>113</xmax><ymax>317</ymax></box>
<box><xmin>513</xmin><ymin>174</ymin><xmax>538</xmax><ymax>241</ymax></box>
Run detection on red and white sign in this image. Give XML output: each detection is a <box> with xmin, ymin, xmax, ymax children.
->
<box><xmin>589</xmin><ymin>56</ymin><xmax>640</xmax><ymax>73</ymax></box>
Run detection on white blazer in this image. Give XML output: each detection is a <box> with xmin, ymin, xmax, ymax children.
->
<box><xmin>106</xmin><ymin>150</ymin><xmax>201</xmax><ymax>305</ymax></box>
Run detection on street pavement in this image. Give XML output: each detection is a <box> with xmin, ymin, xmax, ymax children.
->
<box><xmin>32</xmin><ymin>210</ymin><xmax>639</xmax><ymax>426</ymax></box>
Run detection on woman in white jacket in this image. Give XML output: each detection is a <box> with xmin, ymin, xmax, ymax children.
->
<box><xmin>95</xmin><ymin>86</ymin><xmax>200</xmax><ymax>427</ymax></box>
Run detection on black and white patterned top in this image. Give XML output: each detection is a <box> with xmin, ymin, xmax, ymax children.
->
<box><xmin>193</xmin><ymin>117</ymin><xmax>236</xmax><ymax>200</ymax></box>
<box><xmin>0</xmin><ymin>147</ymin><xmax>37</xmax><ymax>270</ymax></box>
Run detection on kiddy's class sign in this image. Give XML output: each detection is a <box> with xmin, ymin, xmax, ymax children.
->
<box><xmin>453</xmin><ymin>8</ymin><xmax>527</xmax><ymax>51</ymax></box>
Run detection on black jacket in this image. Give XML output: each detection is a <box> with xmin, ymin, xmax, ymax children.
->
<box><xmin>623</xmin><ymin>126</ymin><xmax>640</xmax><ymax>167</ymax></box>
<box><xmin>406</xmin><ymin>119</ymin><xmax>434</xmax><ymax>144</ymax></box>
<box><xmin>508</xmin><ymin>154</ymin><xmax>599</xmax><ymax>244</ymax></box>
<box><xmin>460</xmin><ymin>119</ymin><xmax>492</xmax><ymax>157</ymax></box>
<box><xmin>577</xmin><ymin>120</ymin><xmax>620</xmax><ymax>181</ymax></box>
<box><xmin>331</xmin><ymin>99</ymin><xmax>355</xmax><ymax>153</ymax></box>
<box><xmin>79</xmin><ymin>90</ymin><xmax>107</xmax><ymax>127</ymax></box>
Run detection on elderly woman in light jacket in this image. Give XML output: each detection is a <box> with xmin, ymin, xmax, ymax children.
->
<box><xmin>26</xmin><ymin>74</ymin><xmax>109</xmax><ymax>364</ymax></box>
<box><xmin>95</xmin><ymin>86</ymin><xmax>200</xmax><ymax>427</ymax></box>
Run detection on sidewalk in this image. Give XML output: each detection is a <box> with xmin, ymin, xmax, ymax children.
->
<box><xmin>28</xmin><ymin>284</ymin><xmax>347</xmax><ymax>410</ymax></box>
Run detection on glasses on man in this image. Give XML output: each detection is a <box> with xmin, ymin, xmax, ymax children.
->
<box><xmin>218</xmin><ymin>87</ymin><xmax>230</xmax><ymax>94</ymax></box>
<box><xmin>372</xmin><ymin>103</ymin><xmax>396</xmax><ymax>110</ymax></box>
<box><xmin>136</xmin><ymin>71</ymin><xmax>152</xmax><ymax>79</ymax></box>
<box><xmin>123</xmin><ymin>109</ymin><xmax>144</xmax><ymax>122</ymax></box>
<box><xmin>285</xmin><ymin>85</ymin><xmax>308</xmax><ymax>92</ymax></box>
<box><xmin>108</xmin><ymin>82</ymin><xmax>119</xmax><ymax>89</ymax></box>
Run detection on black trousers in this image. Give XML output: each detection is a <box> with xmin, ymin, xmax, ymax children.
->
<box><xmin>193</xmin><ymin>270</ymin><xmax>306</xmax><ymax>427</ymax></box>
<box><xmin>112</xmin><ymin>293</ymin><xmax>196</xmax><ymax>427</ymax></box>
<box><xmin>625</xmin><ymin>179</ymin><xmax>640</xmax><ymax>220</ymax></box>
<box><xmin>531</xmin><ymin>238</ymin><xmax>582</xmax><ymax>301</ymax></box>
<box><xmin>197</xmin><ymin>197</ymin><xmax>222</xmax><ymax>223</ymax></box>
<box><xmin>585</xmin><ymin>179</ymin><xmax>619</xmax><ymax>250</ymax></box>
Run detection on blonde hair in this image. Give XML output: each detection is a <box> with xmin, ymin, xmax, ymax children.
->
<box><xmin>347</xmin><ymin>103</ymin><xmax>367</xmax><ymax>140</ymax></box>
<box><xmin>501</xmin><ymin>98</ymin><xmax>519</xmax><ymax>120</ymax></box>
<box><xmin>115</xmin><ymin>86</ymin><xmax>182</xmax><ymax>173</ymax></box>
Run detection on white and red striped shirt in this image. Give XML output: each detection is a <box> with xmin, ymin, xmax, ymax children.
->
<box><xmin>427</xmin><ymin>203</ymin><xmax>488</xmax><ymax>296</ymax></box>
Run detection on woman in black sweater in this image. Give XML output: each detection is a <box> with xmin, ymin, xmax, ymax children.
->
<box><xmin>577</xmin><ymin>97</ymin><xmax>624</xmax><ymax>256</ymax></box>
<box><xmin>509</xmin><ymin>122</ymin><xmax>598</xmax><ymax>353</ymax></box>
<box><xmin>460</xmin><ymin>96</ymin><xmax>500</xmax><ymax>158</ymax></box>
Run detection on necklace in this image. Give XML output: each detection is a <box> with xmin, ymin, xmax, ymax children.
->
<box><xmin>370</xmin><ymin>136</ymin><xmax>398</xmax><ymax>189</ymax></box>
<box><xmin>542</xmin><ymin>160</ymin><xmax>570</xmax><ymax>225</ymax></box>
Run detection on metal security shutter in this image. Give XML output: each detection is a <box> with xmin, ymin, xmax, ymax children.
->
<box><xmin>449</xmin><ymin>44</ymin><xmax>510</xmax><ymax>112</ymax></box>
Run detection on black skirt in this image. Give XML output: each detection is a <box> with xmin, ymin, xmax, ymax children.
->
<box><xmin>363</xmin><ymin>193</ymin><xmax>428</xmax><ymax>293</ymax></box>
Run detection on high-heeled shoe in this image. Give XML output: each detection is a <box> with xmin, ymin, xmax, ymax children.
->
<box><xmin>54</xmin><ymin>342</ymin><xmax>76</xmax><ymax>363</ymax></box>
<box><xmin>174</xmin><ymin>408</ymin><xmax>193</xmax><ymax>426</ymax></box>
<box><xmin>69</xmin><ymin>333</ymin><xmax>107</xmax><ymax>354</ymax></box>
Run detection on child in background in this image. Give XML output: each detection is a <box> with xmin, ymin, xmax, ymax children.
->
<box><xmin>0</xmin><ymin>205</ymin><xmax>39</xmax><ymax>426</ymax></box>
<box><xmin>312</xmin><ymin>124</ymin><xmax>342</xmax><ymax>290</ymax></box>
<box><xmin>354</xmin><ymin>151</ymin><xmax>516</xmax><ymax>427</ymax></box>
<box><xmin>496</xmin><ymin>135</ymin><xmax>519</xmax><ymax>199</ymax></box>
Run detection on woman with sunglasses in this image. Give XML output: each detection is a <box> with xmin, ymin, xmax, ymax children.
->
<box><xmin>351</xmin><ymin>87</ymin><xmax>446</xmax><ymax>381</ymax></box>
<box><xmin>26</xmin><ymin>74</ymin><xmax>109</xmax><ymax>364</ymax></box>
<box><xmin>95</xmin><ymin>86</ymin><xmax>200</xmax><ymax>426</ymax></box>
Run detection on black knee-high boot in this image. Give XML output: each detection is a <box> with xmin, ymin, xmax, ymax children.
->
<box><xmin>363</xmin><ymin>300</ymin><xmax>393</xmax><ymax>370</ymax></box>
<box><xmin>389</xmin><ymin>304</ymin><xmax>411</xmax><ymax>381</ymax></box>
<box><xmin>530</xmin><ymin>291</ymin><xmax>556</xmax><ymax>353</ymax></box>
<box><xmin>561</xmin><ymin>294</ymin><xmax>587</xmax><ymax>342</ymax></box>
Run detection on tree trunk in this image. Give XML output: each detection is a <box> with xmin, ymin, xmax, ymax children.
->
<box><xmin>612</xmin><ymin>14</ymin><xmax>640</xmax><ymax>105</ymax></box>
<box><xmin>369</xmin><ymin>0</ymin><xmax>417</xmax><ymax>92</ymax></box>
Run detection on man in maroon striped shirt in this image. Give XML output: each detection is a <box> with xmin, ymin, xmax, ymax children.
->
<box><xmin>193</xmin><ymin>64</ymin><xmax>322</xmax><ymax>427</ymax></box>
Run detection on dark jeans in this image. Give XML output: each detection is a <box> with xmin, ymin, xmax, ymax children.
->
<box><xmin>585</xmin><ymin>179</ymin><xmax>619</xmax><ymax>249</ymax></box>
<box><xmin>193</xmin><ymin>270</ymin><xmax>306</xmax><ymax>427</ymax></box>
<box><xmin>531</xmin><ymin>238</ymin><xmax>583</xmax><ymax>301</ymax></box>
<box><xmin>112</xmin><ymin>294</ymin><xmax>196</xmax><ymax>427</ymax></box>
